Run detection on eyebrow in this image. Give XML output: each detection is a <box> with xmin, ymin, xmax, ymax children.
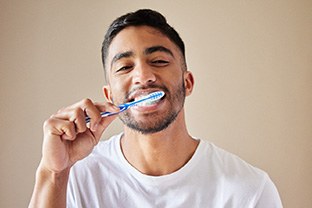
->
<box><xmin>111</xmin><ymin>51</ymin><xmax>134</xmax><ymax>69</ymax></box>
<box><xmin>144</xmin><ymin>45</ymin><xmax>174</xmax><ymax>57</ymax></box>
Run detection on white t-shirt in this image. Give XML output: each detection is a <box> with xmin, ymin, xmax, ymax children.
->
<box><xmin>67</xmin><ymin>133</ymin><xmax>282</xmax><ymax>208</ymax></box>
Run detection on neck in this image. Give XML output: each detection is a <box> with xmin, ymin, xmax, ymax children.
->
<box><xmin>121</xmin><ymin>110</ymin><xmax>199</xmax><ymax>176</ymax></box>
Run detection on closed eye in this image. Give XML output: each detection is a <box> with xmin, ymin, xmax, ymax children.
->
<box><xmin>151</xmin><ymin>60</ymin><xmax>169</xmax><ymax>66</ymax></box>
<box><xmin>116</xmin><ymin>65</ymin><xmax>133</xmax><ymax>73</ymax></box>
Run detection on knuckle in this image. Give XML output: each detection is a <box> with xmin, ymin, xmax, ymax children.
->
<box><xmin>43</xmin><ymin>118</ymin><xmax>57</xmax><ymax>133</ymax></box>
<box><xmin>72</xmin><ymin>108</ymin><xmax>83</xmax><ymax>118</ymax></box>
<box><xmin>43</xmin><ymin>118</ymin><xmax>54</xmax><ymax>128</ymax></box>
<box><xmin>81</xmin><ymin>98</ymin><xmax>92</xmax><ymax>106</ymax></box>
<box><xmin>57</xmin><ymin>107</ymin><xmax>65</xmax><ymax>114</ymax></box>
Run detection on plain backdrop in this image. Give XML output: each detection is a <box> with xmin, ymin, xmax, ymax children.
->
<box><xmin>1</xmin><ymin>0</ymin><xmax>311</xmax><ymax>207</ymax></box>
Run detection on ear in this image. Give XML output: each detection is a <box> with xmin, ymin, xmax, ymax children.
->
<box><xmin>103</xmin><ymin>85</ymin><xmax>113</xmax><ymax>102</ymax></box>
<box><xmin>183</xmin><ymin>71</ymin><xmax>195</xmax><ymax>96</ymax></box>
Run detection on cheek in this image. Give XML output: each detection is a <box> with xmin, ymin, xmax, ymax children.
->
<box><xmin>167</xmin><ymin>73</ymin><xmax>184</xmax><ymax>90</ymax></box>
<box><xmin>109</xmin><ymin>78</ymin><xmax>131</xmax><ymax>103</ymax></box>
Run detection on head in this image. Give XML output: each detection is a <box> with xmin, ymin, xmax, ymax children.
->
<box><xmin>101</xmin><ymin>9</ymin><xmax>194</xmax><ymax>134</ymax></box>
<box><xmin>102</xmin><ymin>9</ymin><xmax>187</xmax><ymax>81</ymax></box>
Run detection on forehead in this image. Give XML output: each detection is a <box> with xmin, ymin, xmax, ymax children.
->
<box><xmin>106</xmin><ymin>26</ymin><xmax>179</xmax><ymax>63</ymax></box>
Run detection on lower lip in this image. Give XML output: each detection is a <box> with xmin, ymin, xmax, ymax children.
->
<box><xmin>131</xmin><ymin>98</ymin><xmax>165</xmax><ymax>112</ymax></box>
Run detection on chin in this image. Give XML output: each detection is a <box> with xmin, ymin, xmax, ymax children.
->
<box><xmin>120</xmin><ymin>107</ymin><xmax>181</xmax><ymax>135</ymax></box>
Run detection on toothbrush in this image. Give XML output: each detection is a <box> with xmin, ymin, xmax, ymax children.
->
<box><xmin>85</xmin><ymin>91</ymin><xmax>165</xmax><ymax>123</ymax></box>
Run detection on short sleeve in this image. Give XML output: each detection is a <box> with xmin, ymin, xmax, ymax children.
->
<box><xmin>255</xmin><ymin>176</ymin><xmax>283</xmax><ymax>208</ymax></box>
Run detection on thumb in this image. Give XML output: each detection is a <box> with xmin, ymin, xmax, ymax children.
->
<box><xmin>91</xmin><ymin>114</ymin><xmax>118</xmax><ymax>140</ymax></box>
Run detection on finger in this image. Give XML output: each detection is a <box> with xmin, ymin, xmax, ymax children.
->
<box><xmin>92</xmin><ymin>113</ymin><xmax>118</xmax><ymax>140</ymax></box>
<box><xmin>71</xmin><ymin>108</ymin><xmax>87</xmax><ymax>134</ymax></box>
<box><xmin>44</xmin><ymin>117</ymin><xmax>76</xmax><ymax>141</ymax></box>
<box><xmin>94</xmin><ymin>101</ymin><xmax>120</xmax><ymax>116</ymax></box>
<box><xmin>53</xmin><ymin>99</ymin><xmax>120</xmax><ymax>134</ymax></box>
<box><xmin>51</xmin><ymin>107</ymin><xmax>87</xmax><ymax>134</ymax></box>
<box><xmin>54</xmin><ymin>98</ymin><xmax>100</xmax><ymax>132</ymax></box>
<box><xmin>80</xmin><ymin>98</ymin><xmax>102</xmax><ymax>132</ymax></box>
<box><xmin>91</xmin><ymin>103</ymin><xmax>120</xmax><ymax>139</ymax></box>
<box><xmin>85</xmin><ymin>101</ymin><xmax>120</xmax><ymax>131</ymax></box>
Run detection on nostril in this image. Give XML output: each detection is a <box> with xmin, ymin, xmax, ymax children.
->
<box><xmin>147</xmin><ymin>79</ymin><xmax>155</xmax><ymax>83</ymax></box>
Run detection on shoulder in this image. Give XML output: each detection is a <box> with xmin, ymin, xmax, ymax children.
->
<box><xmin>200</xmin><ymin>139</ymin><xmax>266</xmax><ymax>177</ymax></box>
<box><xmin>198</xmin><ymin>139</ymin><xmax>269</xmax><ymax>191</ymax></box>
<box><xmin>198</xmin><ymin>139</ymin><xmax>282</xmax><ymax>206</ymax></box>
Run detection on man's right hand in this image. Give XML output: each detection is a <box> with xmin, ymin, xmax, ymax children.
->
<box><xmin>40</xmin><ymin>98</ymin><xmax>119</xmax><ymax>173</ymax></box>
<box><xmin>29</xmin><ymin>98</ymin><xmax>119</xmax><ymax>208</ymax></box>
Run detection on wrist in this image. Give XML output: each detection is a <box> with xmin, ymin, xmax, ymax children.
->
<box><xmin>29</xmin><ymin>162</ymin><xmax>70</xmax><ymax>208</ymax></box>
<box><xmin>36</xmin><ymin>162</ymin><xmax>71</xmax><ymax>186</ymax></box>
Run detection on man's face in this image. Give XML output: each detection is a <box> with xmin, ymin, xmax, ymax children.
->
<box><xmin>104</xmin><ymin>26</ymin><xmax>193</xmax><ymax>134</ymax></box>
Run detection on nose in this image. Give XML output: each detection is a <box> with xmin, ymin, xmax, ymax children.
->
<box><xmin>132</xmin><ymin>62</ymin><xmax>156</xmax><ymax>85</ymax></box>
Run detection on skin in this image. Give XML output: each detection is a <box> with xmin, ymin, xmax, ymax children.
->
<box><xmin>29</xmin><ymin>25</ymin><xmax>198</xmax><ymax>207</ymax></box>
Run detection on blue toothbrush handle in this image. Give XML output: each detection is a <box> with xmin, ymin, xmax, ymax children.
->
<box><xmin>85</xmin><ymin>105</ymin><xmax>127</xmax><ymax>123</ymax></box>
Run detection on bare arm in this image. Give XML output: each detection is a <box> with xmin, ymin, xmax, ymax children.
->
<box><xmin>29</xmin><ymin>99</ymin><xmax>118</xmax><ymax>208</ymax></box>
<box><xmin>29</xmin><ymin>165</ymin><xmax>70</xmax><ymax>207</ymax></box>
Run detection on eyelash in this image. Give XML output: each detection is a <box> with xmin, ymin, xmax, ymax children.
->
<box><xmin>116</xmin><ymin>65</ymin><xmax>132</xmax><ymax>73</ymax></box>
<box><xmin>151</xmin><ymin>60</ymin><xmax>169</xmax><ymax>65</ymax></box>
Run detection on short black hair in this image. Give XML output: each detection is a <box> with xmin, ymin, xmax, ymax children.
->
<box><xmin>101</xmin><ymin>9</ymin><xmax>186</xmax><ymax>78</ymax></box>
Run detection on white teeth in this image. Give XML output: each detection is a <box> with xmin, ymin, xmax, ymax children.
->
<box><xmin>134</xmin><ymin>96</ymin><xmax>144</xmax><ymax>101</ymax></box>
<box><xmin>137</xmin><ymin>99</ymin><xmax>159</xmax><ymax>106</ymax></box>
<box><xmin>132</xmin><ymin>91</ymin><xmax>165</xmax><ymax>107</ymax></box>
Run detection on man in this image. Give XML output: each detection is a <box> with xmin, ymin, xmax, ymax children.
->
<box><xmin>29</xmin><ymin>9</ymin><xmax>282</xmax><ymax>207</ymax></box>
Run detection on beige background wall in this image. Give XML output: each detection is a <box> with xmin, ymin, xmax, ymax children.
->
<box><xmin>1</xmin><ymin>0</ymin><xmax>311</xmax><ymax>207</ymax></box>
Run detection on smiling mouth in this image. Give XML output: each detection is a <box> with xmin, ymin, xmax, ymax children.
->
<box><xmin>127</xmin><ymin>93</ymin><xmax>166</xmax><ymax>107</ymax></box>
